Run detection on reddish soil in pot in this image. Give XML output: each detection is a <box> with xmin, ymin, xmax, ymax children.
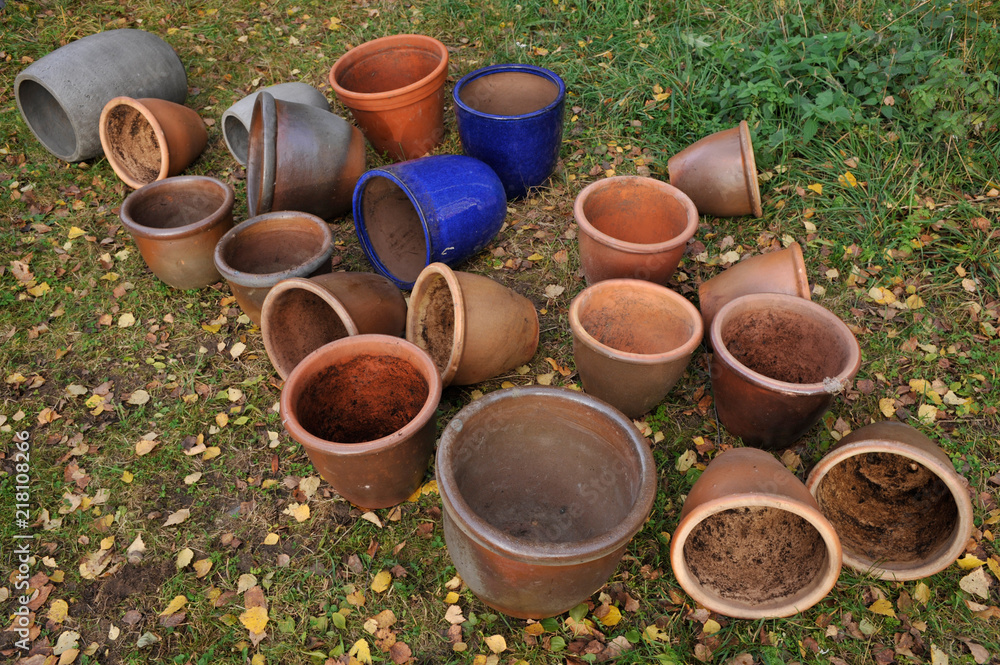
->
<box><xmin>579</xmin><ymin>300</ymin><xmax>692</xmax><ymax>355</ymax></box>
<box><xmin>581</xmin><ymin>179</ymin><xmax>691</xmax><ymax>245</ymax></box>
<box><xmin>104</xmin><ymin>104</ymin><xmax>161</xmax><ymax>184</ymax></box>
<box><xmin>459</xmin><ymin>72</ymin><xmax>559</xmax><ymax>115</ymax></box>
<box><xmin>267</xmin><ymin>289</ymin><xmax>350</xmax><ymax>365</ymax></box>
<box><xmin>414</xmin><ymin>274</ymin><xmax>456</xmax><ymax>375</ymax></box>
<box><xmin>360</xmin><ymin>177</ymin><xmax>428</xmax><ymax>283</ymax></box>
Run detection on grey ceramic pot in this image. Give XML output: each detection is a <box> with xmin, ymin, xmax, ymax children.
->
<box><xmin>221</xmin><ymin>82</ymin><xmax>329</xmax><ymax>166</ymax></box>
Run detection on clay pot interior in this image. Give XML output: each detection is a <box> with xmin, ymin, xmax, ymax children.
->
<box><xmin>102</xmin><ymin>102</ymin><xmax>167</xmax><ymax>185</ymax></box>
<box><xmin>334</xmin><ymin>44</ymin><xmax>441</xmax><ymax>96</ymax></box>
<box><xmin>357</xmin><ymin>176</ymin><xmax>428</xmax><ymax>284</ymax></box>
<box><xmin>578</xmin><ymin>288</ymin><xmax>697</xmax><ymax>357</ymax></box>
<box><xmin>124</xmin><ymin>182</ymin><xmax>229</xmax><ymax>231</ymax></box>
<box><xmin>217</xmin><ymin>218</ymin><xmax>330</xmax><ymax>276</ymax></box>
<box><xmin>582</xmin><ymin>179</ymin><xmax>692</xmax><ymax>246</ymax></box>
<box><xmin>264</xmin><ymin>286</ymin><xmax>351</xmax><ymax>375</ymax></box>
<box><xmin>408</xmin><ymin>270</ymin><xmax>458</xmax><ymax>378</ymax></box>
<box><xmin>458</xmin><ymin>71</ymin><xmax>560</xmax><ymax>116</ymax></box>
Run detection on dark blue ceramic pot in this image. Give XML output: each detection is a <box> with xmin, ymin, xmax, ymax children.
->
<box><xmin>352</xmin><ymin>155</ymin><xmax>507</xmax><ymax>289</ymax></box>
<box><xmin>453</xmin><ymin>64</ymin><xmax>566</xmax><ymax>199</ymax></box>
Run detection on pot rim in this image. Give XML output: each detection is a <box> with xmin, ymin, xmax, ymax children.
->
<box><xmin>452</xmin><ymin>63</ymin><xmax>566</xmax><ymax>121</ymax></box>
<box><xmin>407</xmin><ymin>263</ymin><xmax>467</xmax><ymax>385</ymax></box>
<box><xmin>246</xmin><ymin>91</ymin><xmax>278</xmax><ymax>217</ymax></box>
<box><xmin>436</xmin><ymin>386</ymin><xmax>658</xmax><ymax>565</ymax></box>
<box><xmin>710</xmin><ymin>292</ymin><xmax>861</xmax><ymax>396</ymax></box>
<box><xmin>569</xmin><ymin>278</ymin><xmax>703</xmax><ymax>364</ymax></box>
<box><xmin>737</xmin><ymin>120</ymin><xmax>763</xmax><ymax>218</ymax></box>
<box><xmin>573</xmin><ymin>176</ymin><xmax>699</xmax><ymax>254</ymax></box>
<box><xmin>99</xmin><ymin>96</ymin><xmax>170</xmax><ymax>189</ymax></box>
<box><xmin>120</xmin><ymin>175</ymin><xmax>234</xmax><ymax>241</ymax></box>
<box><xmin>280</xmin><ymin>334</ymin><xmax>443</xmax><ymax>455</ymax></box>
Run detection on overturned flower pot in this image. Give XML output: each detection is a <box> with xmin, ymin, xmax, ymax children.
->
<box><xmin>222</xmin><ymin>82</ymin><xmax>330</xmax><ymax>166</ymax></box>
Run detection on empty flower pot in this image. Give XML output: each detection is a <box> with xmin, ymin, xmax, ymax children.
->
<box><xmin>437</xmin><ymin>386</ymin><xmax>657</xmax><ymax>618</ymax></box>
<box><xmin>99</xmin><ymin>97</ymin><xmax>208</xmax><ymax>189</ymax></box>
<box><xmin>668</xmin><ymin>120</ymin><xmax>763</xmax><ymax>218</ymax></box>
<box><xmin>329</xmin><ymin>34</ymin><xmax>448</xmax><ymax>161</ymax></box>
<box><xmin>670</xmin><ymin>447</ymin><xmax>842</xmax><ymax>619</ymax></box>
<box><xmin>15</xmin><ymin>29</ymin><xmax>188</xmax><ymax>162</ymax></box>
<box><xmin>222</xmin><ymin>82</ymin><xmax>330</xmax><ymax>166</ymax></box>
<box><xmin>406</xmin><ymin>263</ymin><xmax>538</xmax><ymax>386</ymax></box>
<box><xmin>806</xmin><ymin>421</ymin><xmax>974</xmax><ymax>581</ymax></box>
<box><xmin>453</xmin><ymin>63</ymin><xmax>566</xmax><ymax>199</ymax></box>
<box><xmin>709</xmin><ymin>293</ymin><xmax>861</xmax><ymax>449</ymax></box>
<box><xmin>574</xmin><ymin>176</ymin><xmax>698</xmax><ymax>285</ymax></box>
<box><xmin>281</xmin><ymin>334</ymin><xmax>442</xmax><ymax>509</ymax></box>
<box><xmin>569</xmin><ymin>279</ymin><xmax>702</xmax><ymax>418</ymax></box>
<box><xmin>246</xmin><ymin>92</ymin><xmax>366</xmax><ymax>220</ymax></box>
<box><xmin>261</xmin><ymin>272</ymin><xmax>407</xmax><ymax>379</ymax></box>
<box><xmin>353</xmin><ymin>155</ymin><xmax>507</xmax><ymax>289</ymax></box>
<box><xmin>213</xmin><ymin>211</ymin><xmax>335</xmax><ymax>325</ymax></box>
<box><xmin>119</xmin><ymin>175</ymin><xmax>235</xmax><ymax>289</ymax></box>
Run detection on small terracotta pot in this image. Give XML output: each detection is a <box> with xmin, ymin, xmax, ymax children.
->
<box><xmin>437</xmin><ymin>386</ymin><xmax>657</xmax><ymax>618</ymax></box>
<box><xmin>222</xmin><ymin>82</ymin><xmax>330</xmax><ymax>166</ymax></box>
<box><xmin>806</xmin><ymin>421</ymin><xmax>974</xmax><ymax>581</ymax></box>
<box><xmin>99</xmin><ymin>97</ymin><xmax>208</xmax><ymax>189</ymax></box>
<box><xmin>213</xmin><ymin>211</ymin><xmax>334</xmax><ymax>325</ymax></box>
<box><xmin>406</xmin><ymin>263</ymin><xmax>538</xmax><ymax>386</ymax></box>
<box><xmin>569</xmin><ymin>279</ymin><xmax>702</xmax><ymax>418</ymax></box>
<box><xmin>668</xmin><ymin>120</ymin><xmax>763</xmax><ymax>218</ymax></box>
<box><xmin>699</xmin><ymin>242</ymin><xmax>811</xmax><ymax>335</ymax></box>
<box><xmin>574</xmin><ymin>176</ymin><xmax>698</xmax><ymax>285</ymax></box>
<box><xmin>119</xmin><ymin>176</ymin><xmax>234</xmax><ymax>290</ymax></box>
<box><xmin>710</xmin><ymin>293</ymin><xmax>861</xmax><ymax>449</ymax></box>
<box><xmin>329</xmin><ymin>34</ymin><xmax>448</xmax><ymax>161</ymax></box>
<box><xmin>670</xmin><ymin>447</ymin><xmax>842</xmax><ymax>619</ymax></box>
<box><xmin>281</xmin><ymin>334</ymin><xmax>442</xmax><ymax>509</ymax></box>
<box><xmin>261</xmin><ymin>272</ymin><xmax>407</xmax><ymax>379</ymax></box>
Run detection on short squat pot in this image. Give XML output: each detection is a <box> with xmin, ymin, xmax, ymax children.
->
<box><xmin>329</xmin><ymin>34</ymin><xmax>448</xmax><ymax>161</ymax></box>
<box><xmin>281</xmin><ymin>335</ymin><xmax>442</xmax><ymax>509</ymax></box>
<box><xmin>99</xmin><ymin>97</ymin><xmax>208</xmax><ymax>189</ymax></box>
<box><xmin>120</xmin><ymin>176</ymin><xmax>235</xmax><ymax>290</ymax></box>
<box><xmin>569</xmin><ymin>279</ymin><xmax>702</xmax><ymax>418</ymax></box>
<box><xmin>222</xmin><ymin>82</ymin><xmax>329</xmax><ymax>166</ymax></box>
<box><xmin>247</xmin><ymin>92</ymin><xmax>366</xmax><ymax>220</ymax></box>
<box><xmin>213</xmin><ymin>211</ymin><xmax>334</xmax><ymax>325</ymax></box>
<box><xmin>261</xmin><ymin>272</ymin><xmax>407</xmax><ymax>379</ymax></box>
<box><xmin>453</xmin><ymin>64</ymin><xmax>566</xmax><ymax>199</ymax></box>
<box><xmin>406</xmin><ymin>263</ymin><xmax>538</xmax><ymax>386</ymax></box>
<box><xmin>15</xmin><ymin>29</ymin><xmax>188</xmax><ymax>162</ymax></box>
<box><xmin>574</xmin><ymin>176</ymin><xmax>698</xmax><ymax>285</ymax></box>
<box><xmin>353</xmin><ymin>155</ymin><xmax>506</xmax><ymax>289</ymax></box>
<box><xmin>806</xmin><ymin>421</ymin><xmax>974</xmax><ymax>581</ymax></box>
<box><xmin>437</xmin><ymin>386</ymin><xmax>657</xmax><ymax>618</ymax></box>
<box><xmin>710</xmin><ymin>293</ymin><xmax>861</xmax><ymax>449</ymax></box>
<box><xmin>668</xmin><ymin>120</ymin><xmax>763</xmax><ymax>218</ymax></box>
<box><xmin>670</xmin><ymin>447</ymin><xmax>842</xmax><ymax>619</ymax></box>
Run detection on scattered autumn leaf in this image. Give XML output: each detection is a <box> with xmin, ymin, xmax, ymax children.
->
<box><xmin>176</xmin><ymin>548</ymin><xmax>194</xmax><ymax>569</ymax></box>
<box><xmin>160</xmin><ymin>595</ymin><xmax>188</xmax><ymax>616</ymax></box>
<box><xmin>163</xmin><ymin>508</ymin><xmax>190</xmax><ymax>527</ymax></box>
<box><xmin>484</xmin><ymin>634</ymin><xmax>507</xmax><ymax>654</ymax></box>
<box><xmin>263</xmin><ymin>533</ymin><xmax>280</xmax><ymax>546</ymax></box>
<box><xmin>372</xmin><ymin>570</ymin><xmax>392</xmax><ymax>593</ymax></box>
<box><xmin>193</xmin><ymin>558</ymin><xmax>213</xmax><ymax>578</ymax></box>
<box><xmin>283</xmin><ymin>502</ymin><xmax>310</xmax><ymax>522</ymax></box>
<box><xmin>868</xmin><ymin>598</ymin><xmax>896</xmax><ymax>617</ymax></box>
<box><xmin>239</xmin><ymin>605</ymin><xmax>269</xmax><ymax>634</ymax></box>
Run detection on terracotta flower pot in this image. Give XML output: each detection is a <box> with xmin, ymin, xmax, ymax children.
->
<box><xmin>119</xmin><ymin>176</ymin><xmax>235</xmax><ymax>290</ymax></box>
<box><xmin>668</xmin><ymin>120</ymin><xmax>763</xmax><ymax>218</ymax></box>
<box><xmin>213</xmin><ymin>211</ymin><xmax>334</xmax><ymax>325</ymax></box>
<box><xmin>406</xmin><ymin>263</ymin><xmax>538</xmax><ymax>386</ymax></box>
<box><xmin>698</xmin><ymin>242</ymin><xmax>811</xmax><ymax>334</ymax></box>
<box><xmin>222</xmin><ymin>82</ymin><xmax>330</xmax><ymax>166</ymax></box>
<box><xmin>569</xmin><ymin>279</ymin><xmax>702</xmax><ymax>418</ymax></box>
<box><xmin>261</xmin><ymin>272</ymin><xmax>407</xmax><ymax>379</ymax></box>
<box><xmin>710</xmin><ymin>293</ymin><xmax>861</xmax><ymax>449</ymax></box>
<box><xmin>329</xmin><ymin>34</ymin><xmax>448</xmax><ymax>161</ymax></box>
<box><xmin>670</xmin><ymin>447</ymin><xmax>842</xmax><ymax>619</ymax></box>
<box><xmin>281</xmin><ymin>334</ymin><xmax>442</xmax><ymax>509</ymax></box>
<box><xmin>437</xmin><ymin>386</ymin><xmax>657</xmax><ymax>618</ymax></box>
<box><xmin>15</xmin><ymin>29</ymin><xmax>188</xmax><ymax>162</ymax></box>
<box><xmin>574</xmin><ymin>176</ymin><xmax>698</xmax><ymax>285</ymax></box>
<box><xmin>246</xmin><ymin>92</ymin><xmax>366</xmax><ymax>220</ymax></box>
<box><xmin>806</xmin><ymin>421</ymin><xmax>974</xmax><ymax>581</ymax></box>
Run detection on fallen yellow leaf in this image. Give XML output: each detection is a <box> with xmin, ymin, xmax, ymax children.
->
<box><xmin>807</xmin><ymin>183</ymin><xmax>823</xmax><ymax>195</ymax></box>
<box><xmin>160</xmin><ymin>595</ymin><xmax>188</xmax><ymax>616</ymax></box>
<box><xmin>283</xmin><ymin>502</ymin><xmax>310</xmax><ymax>522</ymax></box>
<box><xmin>121</xmin><ymin>470</ymin><xmax>134</xmax><ymax>483</ymax></box>
<box><xmin>879</xmin><ymin>397</ymin><xmax>896</xmax><ymax>418</ymax></box>
<box><xmin>135</xmin><ymin>439</ymin><xmax>158</xmax><ymax>456</ymax></box>
<box><xmin>176</xmin><ymin>548</ymin><xmax>194</xmax><ymax>569</ymax></box>
<box><xmin>957</xmin><ymin>554</ymin><xmax>986</xmax><ymax>569</ymax></box>
<box><xmin>371</xmin><ymin>570</ymin><xmax>392</xmax><ymax>593</ymax></box>
<box><xmin>67</xmin><ymin>226</ymin><xmax>86</xmax><ymax>239</ymax></box>
<box><xmin>49</xmin><ymin>599</ymin><xmax>69</xmax><ymax>623</ymax></box>
<box><xmin>239</xmin><ymin>606</ymin><xmax>269</xmax><ymax>634</ymax></box>
<box><xmin>598</xmin><ymin>605</ymin><xmax>622</xmax><ymax>627</ymax></box>
<box><xmin>263</xmin><ymin>533</ymin><xmax>280</xmax><ymax>546</ymax></box>
<box><xmin>484</xmin><ymin>634</ymin><xmax>507</xmax><ymax>654</ymax></box>
<box><xmin>349</xmin><ymin>638</ymin><xmax>372</xmax><ymax>664</ymax></box>
<box><xmin>868</xmin><ymin>598</ymin><xmax>897</xmax><ymax>617</ymax></box>
<box><xmin>702</xmin><ymin>618</ymin><xmax>721</xmax><ymax>634</ymax></box>
<box><xmin>838</xmin><ymin>171</ymin><xmax>858</xmax><ymax>187</ymax></box>
<box><xmin>193</xmin><ymin>558</ymin><xmax>213</xmax><ymax>578</ymax></box>
<box><xmin>444</xmin><ymin>591</ymin><xmax>459</xmax><ymax>604</ymax></box>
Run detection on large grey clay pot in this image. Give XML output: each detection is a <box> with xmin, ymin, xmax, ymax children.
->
<box><xmin>14</xmin><ymin>29</ymin><xmax>187</xmax><ymax>162</ymax></box>
<box><xmin>221</xmin><ymin>82</ymin><xmax>330</xmax><ymax>166</ymax></box>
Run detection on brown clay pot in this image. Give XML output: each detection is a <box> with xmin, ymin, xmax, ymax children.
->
<box><xmin>574</xmin><ymin>176</ymin><xmax>698</xmax><ymax>285</ymax></box>
<box><xmin>119</xmin><ymin>176</ymin><xmax>234</xmax><ymax>290</ymax></box>
<box><xmin>261</xmin><ymin>272</ymin><xmax>407</xmax><ymax>379</ymax></box>
<box><xmin>437</xmin><ymin>386</ymin><xmax>657</xmax><ymax>618</ymax></box>
<box><xmin>99</xmin><ymin>97</ymin><xmax>208</xmax><ymax>189</ymax></box>
<box><xmin>213</xmin><ymin>211</ymin><xmax>334</xmax><ymax>325</ymax></box>
<box><xmin>698</xmin><ymin>242</ymin><xmax>811</xmax><ymax>334</ymax></box>
<box><xmin>670</xmin><ymin>447</ymin><xmax>842</xmax><ymax>618</ymax></box>
<box><xmin>710</xmin><ymin>293</ymin><xmax>861</xmax><ymax>449</ymax></box>
<box><xmin>280</xmin><ymin>334</ymin><xmax>442</xmax><ymax>509</ymax></box>
<box><xmin>406</xmin><ymin>263</ymin><xmax>538</xmax><ymax>386</ymax></box>
<box><xmin>329</xmin><ymin>34</ymin><xmax>449</xmax><ymax>161</ymax></box>
<box><xmin>667</xmin><ymin>120</ymin><xmax>763</xmax><ymax>218</ymax></box>
<box><xmin>569</xmin><ymin>278</ymin><xmax>702</xmax><ymax>418</ymax></box>
<box><xmin>806</xmin><ymin>421</ymin><xmax>974</xmax><ymax>581</ymax></box>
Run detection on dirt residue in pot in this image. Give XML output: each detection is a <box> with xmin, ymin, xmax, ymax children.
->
<box><xmin>106</xmin><ymin>104</ymin><xmax>161</xmax><ymax>185</ymax></box>
<box><xmin>415</xmin><ymin>274</ymin><xmax>456</xmax><ymax>374</ymax></box>
<box><xmin>361</xmin><ymin>177</ymin><xmax>427</xmax><ymax>282</ymax></box>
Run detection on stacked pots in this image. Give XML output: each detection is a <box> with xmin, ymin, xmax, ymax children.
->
<box><xmin>222</xmin><ymin>82</ymin><xmax>330</xmax><ymax>166</ymax></box>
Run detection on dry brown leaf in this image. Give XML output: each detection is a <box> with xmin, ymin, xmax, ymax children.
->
<box><xmin>193</xmin><ymin>558</ymin><xmax>212</xmax><ymax>578</ymax></box>
<box><xmin>176</xmin><ymin>548</ymin><xmax>194</xmax><ymax>569</ymax></box>
<box><xmin>163</xmin><ymin>509</ymin><xmax>190</xmax><ymax>527</ymax></box>
<box><xmin>237</xmin><ymin>574</ymin><xmax>258</xmax><ymax>594</ymax></box>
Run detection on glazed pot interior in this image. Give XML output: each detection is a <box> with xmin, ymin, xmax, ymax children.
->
<box><xmin>104</xmin><ymin>103</ymin><xmax>162</xmax><ymax>184</ymax></box>
<box><xmin>411</xmin><ymin>271</ymin><xmax>457</xmax><ymax>376</ymax></box>
<box><xmin>266</xmin><ymin>287</ymin><xmax>351</xmax><ymax>374</ymax></box>
<box><xmin>337</xmin><ymin>45</ymin><xmax>442</xmax><ymax>94</ymax></box>
<box><xmin>578</xmin><ymin>286</ymin><xmax>696</xmax><ymax>355</ymax></box>
<box><xmin>17</xmin><ymin>80</ymin><xmax>75</xmax><ymax>159</ymax></box>
<box><xmin>459</xmin><ymin>71</ymin><xmax>559</xmax><ymax>116</ymax></box>
<box><xmin>127</xmin><ymin>183</ymin><xmax>228</xmax><ymax>229</ymax></box>
<box><xmin>359</xmin><ymin>176</ymin><xmax>428</xmax><ymax>283</ymax></box>
<box><xmin>221</xmin><ymin>217</ymin><xmax>328</xmax><ymax>275</ymax></box>
<box><xmin>582</xmin><ymin>180</ymin><xmax>690</xmax><ymax>245</ymax></box>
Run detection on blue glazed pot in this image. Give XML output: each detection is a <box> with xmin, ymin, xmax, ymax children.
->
<box><xmin>352</xmin><ymin>155</ymin><xmax>507</xmax><ymax>289</ymax></box>
<box><xmin>453</xmin><ymin>64</ymin><xmax>566</xmax><ymax>199</ymax></box>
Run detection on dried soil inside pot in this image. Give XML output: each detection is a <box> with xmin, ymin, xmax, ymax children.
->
<box><xmin>296</xmin><ymin>354</ymin><xmax>429</xmax><ymax>443</ymax></box>
<box><xmin>104</xmin><ymin>104</ymin><xmax>161</xmax><ymax>184</ymax></box>
<box><xmin>581</xmin><ymin>180</ymin><xmax>690</xmax><ymax>245</ymax></box>
<box><xmin>814</xmin><ymin>452</ymin><xmax>958</xmax><ymax>562</ymax></box>
<box><xmin>360</xmin><ymin>177</ymin><xmax>427</xmax><ymax>283</ymax></box>
<box><xmin>459</xmin><ymin>72</ymin><xmax>560</xmax><ymax>116</ymax></box>
<box><xmin>579</xmin><ymin>297</ymin><xmax>693</xmax><ymax>355</ymax></box>
<box><xmin>682</xmin><ymin>506</ymin><xmax>829</xmax><ymax>604</ymax></box>
<box><xmin>126</xmin><ymin>187</ymin><xmax>229</xmax><ymax>229</ymax></box>
<box><xmin>336</xmin><ymin>46</ymin><xmax>441</xmax><ymax>94</ymax></box>
<box><xmin>221</xmin><ymin>223</ymin><xmax>329</xmax><ymax>275</ymax></box>
<box><xmin>266</xmin><ymin>289</ymin><xmax>350</xmax><ymax>373</ymax></box>
<box><xmin>413</xmin><ymin>273</ymin><xmax>456</xmax><ymax>375</ymax></box>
